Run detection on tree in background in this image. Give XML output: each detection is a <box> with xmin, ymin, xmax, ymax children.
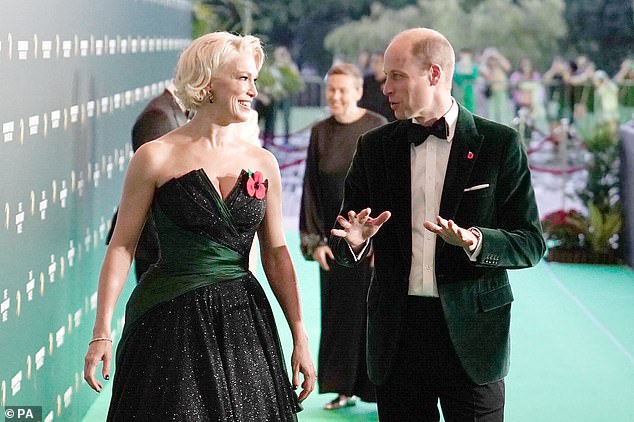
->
<box><xmin>325</xmin><ymin>0</ymin><xmax>567</xmax><ymax>71</ymax></box>
<box><xmin>193</xmin><ymin>0</ymin><xmax>632</xmax><ymax>75</ymax></box>
<box><xmin>193</xmin><ymin>0</ymin><xmax>256</xmax><ymax>37</ymax></box>
<box><xmin>564</xmin><ymin>0</ymin><xmax>634</xmax><ymax>74</ymax></box>
<box><xmin>195</xmin><ymin>0</ymin><xmax>418</xmax><ymax>72</ymax></box>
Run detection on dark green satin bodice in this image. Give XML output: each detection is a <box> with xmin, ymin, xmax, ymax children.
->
<box><xmin>122</xmin><ymin>168</ymin><xmax>267</xmax><ymax>332</ymax></box>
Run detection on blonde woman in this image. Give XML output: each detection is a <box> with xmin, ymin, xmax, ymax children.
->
<box><xmin>84</xmin><ymin>32</ymin><xmax>315</xmax><ymax>421</ymax></box>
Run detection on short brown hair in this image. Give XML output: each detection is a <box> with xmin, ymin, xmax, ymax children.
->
<box><xmin>326</xmin><ymin>63</ymin><xmax>364</xmax><ymax>89</ymax></box>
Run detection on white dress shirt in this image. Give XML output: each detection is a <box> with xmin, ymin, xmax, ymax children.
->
<box><xmin>349</xmin><ymin>99</ymin><xmax>481</xmax><ymax>291</ymax></box>
<box><xmin>408</xmin><ymin>101</ymin><xmax>459</xmax><ymax>297</ymax></box>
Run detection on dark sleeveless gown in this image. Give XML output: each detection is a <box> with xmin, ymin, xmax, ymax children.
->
<box><xmin>107</xmin><ymin>169</ymin><xmax>301</xmax><ymax>421</ymax></box>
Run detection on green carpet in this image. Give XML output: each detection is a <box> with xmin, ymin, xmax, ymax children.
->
<box><xmin>83</xmin><ymin>233</ymin><xmax>634</xmax><ymax>421</ymax></box>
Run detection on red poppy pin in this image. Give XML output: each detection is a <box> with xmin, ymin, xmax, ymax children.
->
<box><xmin>246</xmin><ymin>170</ymin><xmax>266</xmax><ymax>200</ymax></box>
<box><xmin>467</xmin><ymin>151</ymin><xmax>474</xmax><ymax>160</ymax></box>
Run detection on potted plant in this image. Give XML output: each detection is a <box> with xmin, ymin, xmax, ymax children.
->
<box><xmin>579</xmin><ymin>123</ymin><xmax>623</xmax><ymax>262</ymax></box>
<box><xmin>543</xmin><ymin>123</ymin><xmax>623</xmax><ymax>264</ymax></box>
<box><xmin>542</xmin><ymin>209</ymin><xmax>588</xmax><ymax>262</ymax></box>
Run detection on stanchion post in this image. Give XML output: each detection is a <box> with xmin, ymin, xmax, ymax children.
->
<box><xmin>559</xmin><ymin>118</ymin><xmax>570</xmax><ymax>211</ymax></box>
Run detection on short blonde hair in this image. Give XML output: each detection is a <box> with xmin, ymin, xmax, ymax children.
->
<box><xmin>174</xmin><ymin>32</ymin><xmax>264</xmax><ymax>110</ymax></box>
<box><xmin>327</xmin><ymin>63</ymin><xmax>364</xmax><ymax>89</ymax></box>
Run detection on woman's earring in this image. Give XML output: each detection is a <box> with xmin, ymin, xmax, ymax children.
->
<box><xmin>208</xmin><ymin>91</ymin><xmax>215</xmax><ymax>104</ymax></box>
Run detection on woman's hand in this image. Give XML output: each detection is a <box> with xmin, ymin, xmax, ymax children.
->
<box><xmin>312</xmin><ymin>245</ymin><xmax>334</xmax><ymax>271</ymax></box>
<box><xmin>84</xmin><ymin>339</ymin><xmax>113</xmax><ymax>392</ymax></box>
<box><xmin>291</xmin><ymin>337</ymin><xmax>316</xmax><ymax>402</ymax></box>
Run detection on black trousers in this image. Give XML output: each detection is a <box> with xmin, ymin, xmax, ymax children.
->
<box><xmin>376</xmin><ymin>296</ymin><xmax>505</xmax><ymax>422</ymax></box>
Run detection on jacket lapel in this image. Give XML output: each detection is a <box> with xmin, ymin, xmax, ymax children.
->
<box><xmin>438</xmin><ymin>105</ymin><xmax>483</xmax><ymax>243</ymax></box>
<box><xmin>384</xmin><ymin>121</ymin><xmax>413</xmax><ymax>264</ymax></box>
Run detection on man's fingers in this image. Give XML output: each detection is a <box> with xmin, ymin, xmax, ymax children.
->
<box><xmin>371</xmin><ymin>211</ymin><xmax>391</xmax><ymax>226</ymax></box>
<box><xmin>448</xmin><ymin>219</ymin><xmax>459</xmax><ymax>235</ymax></box>
<box><xmin>424</xmin><ymin>220</ymin><xmax>441</xmax><ymax>232</ymax></box>
<box><xmin>326</xmin><ymin>248</ymin><xmax>334</xmax><ymax>260</ymax></box>
<box><xmin>436</xmin><ymin>215</ymin><xmax>449</xmax><ymax>228</ymax></box>
<box><xmin>336</xmin><ymin>216</ymin><xmax>352</xmax><ymax>229</ymax></box>
<box><xmin>330</xmin><ymin>228</ymin><xmax>347</xmax><ymax>238</ymax></box>
<box><xmin>357</xmin><ymin>208</ymin><xmax>371</xmax><ymax>220</ymax></box>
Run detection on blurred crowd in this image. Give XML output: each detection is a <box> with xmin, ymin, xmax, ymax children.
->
<box><xmin>254</xmin><ymin>45</ymin><xmax>634</xmax><ymax>143</ymax></box>
<box><xmin>355</xmin><ymin>47</ymin><xmax>634</xmax><ymax>136</ymax></box>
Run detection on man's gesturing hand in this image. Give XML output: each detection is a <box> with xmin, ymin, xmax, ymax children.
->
<box><xmin>424</xmin><ymin>216</ymin><xmax>479</xmax><ymax>252</ymax></box>
<box><xmin>331</xmin><ymin>208</ymin><xmax>391</xmax><ymax>252</ymax></box>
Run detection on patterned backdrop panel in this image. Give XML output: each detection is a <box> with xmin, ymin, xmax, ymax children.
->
<box><xmin>0</xmin><ymin>1</ymin><xmax>191</xmax><ymax>420</ymax></box>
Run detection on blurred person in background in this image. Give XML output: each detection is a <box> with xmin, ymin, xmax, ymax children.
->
<box><xmin>510</xmin><ymin>57</ymin><xmax>546</xmax><ymax>134</ymax></box>
<box><xmin>614</xmin><ymin>58</ymin><xmax>634</xmax><ymax>116</ymax></box>
<box><xmin>479</xmin><ymin>48</ymin><xmax>512</xmax><ymax>124</ymax></box>
<box><xmin>543</xmin><ymin>56</ymin><xmax>572</xmax><ymax>132</ymax></box>
<box><xmin>300</xmin><ymin>63</ymin><xmax>386</xmax><ymax>411</ymax></box>
<box><xmin>567</xmin><ymin>55</ymin><xmax>596</xmax><ymax>121</ymax></box>
<box><xmin>106</xmin><ymin>84</ymin><xmax>188</xmax><ymax>281</ymax></box>
<box><xmin>359</xmin><ymin>50</ymin><xmax>395</xmax><ymax>121</ymax></box>
<box><xmin>453</xmin><ymin>48</ymin><xmax>479</xmax><ymax>112</ymax></box>
<box><xmin>593</xmin><ymin>70</ymin><xmax>620</xmax><ymax>131</ymax></box>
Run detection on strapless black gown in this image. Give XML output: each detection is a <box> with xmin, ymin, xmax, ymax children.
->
<box><xmin>107</xmin><ymin>169</ymin><xmax>301</xmax><ymax>421</ymax></box>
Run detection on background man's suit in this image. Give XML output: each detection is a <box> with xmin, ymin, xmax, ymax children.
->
<box><xmin>331</xmin><ymin>104</ymin><xmax>546</xmax><ymax>386</ymax></box>
<box><xmin>107</xmin><ymin>89</ymin><xmax>188</xmax><ymax>280</ymax></box>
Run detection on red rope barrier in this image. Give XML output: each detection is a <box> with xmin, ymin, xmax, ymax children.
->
<box><xmin>279</xmin><ymin>158</ymin><xmax>306</xmax><ymax>171</ymax></box>
<box><xmin>529</xmin><ymin>165</ymin><xmax>586</xmax><ymax>175</ymax></box>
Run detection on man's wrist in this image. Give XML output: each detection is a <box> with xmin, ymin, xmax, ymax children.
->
<box><xmin>467</xmin><ymin>227</ymin><xmax>481</xmax><ymax>252</ymax></box>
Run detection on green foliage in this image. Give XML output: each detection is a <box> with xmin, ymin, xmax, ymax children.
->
<box><xmin>564</xmin><ymin>0</ymin><xmax>634</xmax><ymax>74</ymax></box>
<box><xmin>587</xmin><ymin>201</ymin><xmax>622</xmax><ymax>253</ymax></box>
<box><xmin>251</xmin><ymin>0</ymin><xmax>381</xmax><ymax>69</ymax></box>
<box><xmin>278</xmin><ymin>65</ymin><xmax>305</xmax><ymax>94</ymax></box>
<box><xmin>578</xmin><ymin>123</ymin><xmax>620</xmax><ymax>215</ymax></box>
<box><xmin>192</xmin><ymin>0</ymin><xmax>257</xmax><ymax>37</ymax></box>
<box><xmin>324</xmin><ymin>0</ymin><xmax>567</xmax><ymax>69</ymax></box>
<box><xmin>541</xmin><ymin>124</ymin><xmax>623</xmax><ymax>255</ymax></box>
<box><xmin>256</xmin><ymin>64</ymin><xmax>285</xmax><ymax>102</ymax></box>
<box><xmin>257</xmin><ymin>61</ymin><xmax>304</xmax><ymax>102</ymax></box>
<box><xmin>577</xmin><ymin>123</ymin><xmax>623</xmax><ymax>253</ymax></box>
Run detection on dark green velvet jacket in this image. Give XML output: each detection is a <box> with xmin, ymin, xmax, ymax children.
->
<box><xmin>330</xmin><ymin>105</ymin><xmax>546</xmax><ymax>386</ymax></box>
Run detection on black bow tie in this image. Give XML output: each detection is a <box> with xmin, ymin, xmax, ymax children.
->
<box><xmin>407</xmin><ymin>117</ymin><xmax>448</xmax><ymax>146</ymax></box>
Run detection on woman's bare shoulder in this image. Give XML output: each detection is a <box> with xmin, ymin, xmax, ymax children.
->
<box><xmin>245</xmin><ymin>144</ymin><xmax>278</xmax><ymax>174</ymax></box>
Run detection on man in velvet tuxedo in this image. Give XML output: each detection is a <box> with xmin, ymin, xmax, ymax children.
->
<box><xmin>107</xmin><ymin>86</ymin><xmax>188</xmax><ymax>280</ymax></box>
<box><xmin>330</xmin><ymin>28</ymin><xmax>545</xmax><ymax>421</ymax></box>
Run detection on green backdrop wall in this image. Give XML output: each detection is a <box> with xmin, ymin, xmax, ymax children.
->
<box><xmin>0</xmin><ymin>1</ymin><xmax>191</xmax><ymax>420</ymax></box>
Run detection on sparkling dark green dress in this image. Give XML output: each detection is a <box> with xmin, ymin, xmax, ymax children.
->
<box><xmin>108</xmin><ymin>169</ymin><xmax>301</xmax><ymax>421</ymax></box>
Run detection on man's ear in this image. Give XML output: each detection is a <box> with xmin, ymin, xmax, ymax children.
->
<box><xmin>429</xmin><ymin>64</ymin><xmax>442</xmax><ymax>85</ymax></box>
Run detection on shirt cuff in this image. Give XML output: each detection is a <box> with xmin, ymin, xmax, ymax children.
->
<box><xmin>464</xmin><ymin>227</ymin><xmax>483</xmax><ymax>261</ymax></box>
<box><xmin>348</xmin><ymin>241</ymin><xmax>370</xmax><ymax>262</ymax></box>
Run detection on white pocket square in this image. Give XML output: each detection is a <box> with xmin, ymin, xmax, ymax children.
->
<box><xmin>464</xmin><ymin>184</ymin><xmax>490</xmax><ymax>192</ymax></box>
